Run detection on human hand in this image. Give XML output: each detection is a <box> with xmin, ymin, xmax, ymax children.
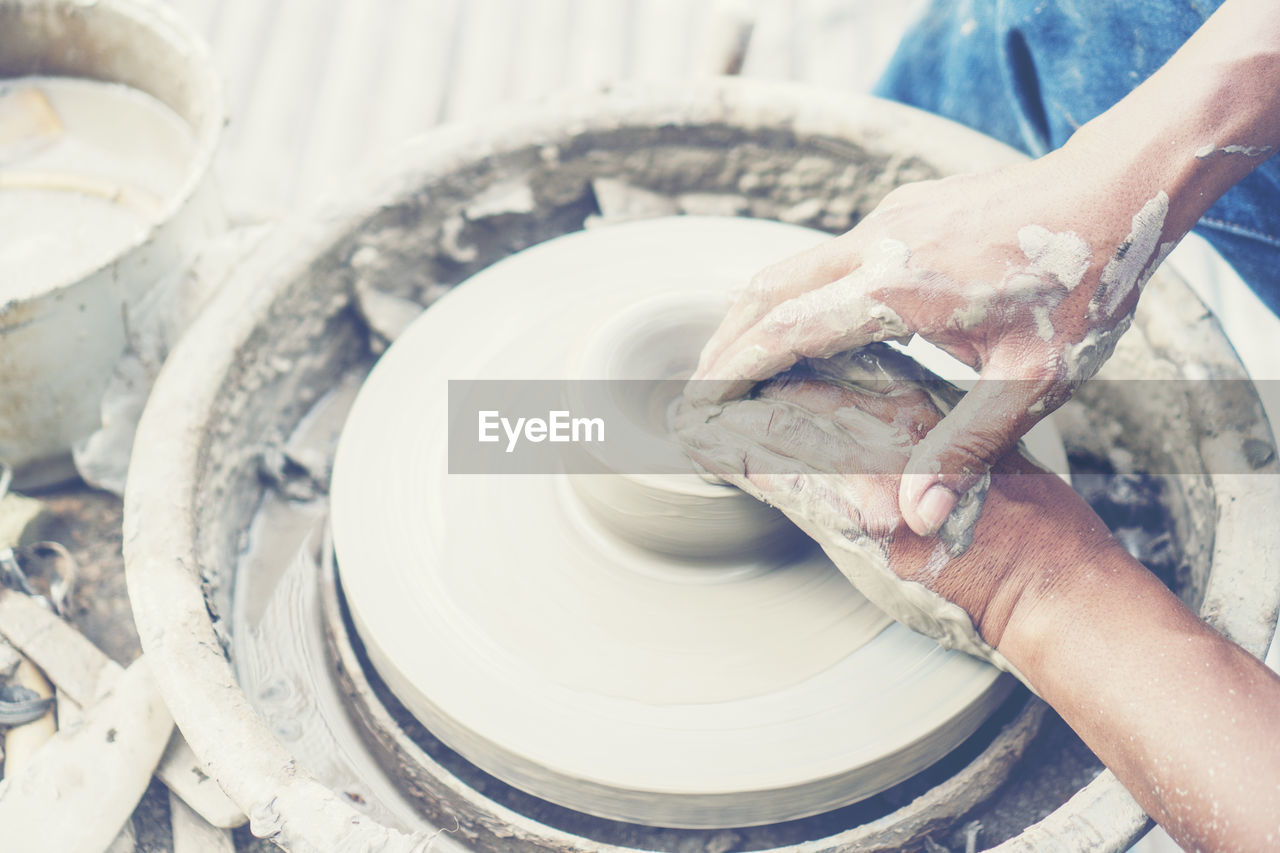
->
<box><xmin>677</xmin><ymin>344</ymin><xmax>1122</xmax><ymax>666</ymax></box>
<box><xmin>687</xmin><ymin>147</ymin><xmax>1177</xmax><ymax>539</ymax></box>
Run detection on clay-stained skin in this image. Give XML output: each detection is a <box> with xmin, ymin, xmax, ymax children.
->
<box><xmin>1194</xmin><ymin>143</ymin><xmax>1274</xmax><ymax>160</ymax></box>
<box><xmin>919</xmin><ymin>191</ymin><xmax>1169</xmax><ymax>397</ymax></box>
<box><xmin>1062</xmin><ymin>191</ymin><xmax>1169</xmax><ymax>388</ymax></box>
<box><xmin>677</xmin><ymin>346</ymin><xmax>1027</xmax><ymax>687</ymax></box>
<box><xmin>691</xmin><ymin>183</ymin><xmax>1175</xmax><ymax>428</ymax></box>
<box><xmin>1093</xmin><ymin>192</ymin><xmax>1169</xmax><ymax>321</ymax></box>
<box><xmin>712</xmin><ymin>239</ymin><xmax>914</xmax><ymax>384</ymax></box>
<box><xmin>698</xmin><ymin>183</ymin><xmax>1184</xmax><ymax>561</ymax></box>
<box><xmin>1014</xmin><ymin>224</ymin><xmax>1091</xmax><ymax>293</ymax></box>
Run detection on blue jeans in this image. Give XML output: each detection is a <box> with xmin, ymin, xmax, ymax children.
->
<box><xmin>874</xmin><ymin>0</ymin><xmax>1280</xmax><ymax>316</ymax></box>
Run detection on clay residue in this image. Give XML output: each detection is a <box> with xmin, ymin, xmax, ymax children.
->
<box><xmin>1194</xmin><ymin>143</ymin><xmax>1273</xmax><ymax>160</ymax></box>
<box><xmin>1064</xmin><ymin>191</ymin><xmax>1169</xmax><ymax>388</ymax></box>
<box><xmin>1094</xmin><ymin>191</ymin><xmax>1169</xmax><ymax>320</ymax></box>
<box><xmin>677</xmin><ymin>346</ymin><xmax>1029</xmax><ymax>687</ymax></box>
<box><xmin>1015</xmin><ymin>225</ymin><xmax>1090</xmax><ymax>293</ymax></box>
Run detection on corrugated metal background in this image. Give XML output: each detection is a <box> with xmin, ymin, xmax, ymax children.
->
<box><xmin>161</xmin><ymin>0</ymin><xmax>925</xmax><ymax>216</ymax></box>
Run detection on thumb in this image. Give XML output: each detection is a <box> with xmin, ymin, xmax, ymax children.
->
<box><xmin>899</xmin><ymin>370</ymin><xmax>1055</xmax><ymax>538</ymax></box>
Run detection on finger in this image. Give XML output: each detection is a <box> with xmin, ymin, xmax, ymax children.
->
<box><xmin>898</xmin><ymin>367</ymin><xmax>1060</xmax><ymax>537</ymax></box>
<box><xmin>681</xmin><ymin>388</ymin><xmax>902</xmax><ymax>506</ymax></box>
<box><xmin>750</xmin><ymin>376</ymin><xmax>934</xmax><ymax>531</ymax></box>
<box><xmin>691</xmin><ymin>239</ymin><xmax>860</xmax><ymax>380</ymax></box>
<box><xmin>755</xmin><ymin>375</ymin><xmax>861</xmax><ymax>419</ymax></box>
<box><xmin>762</xmin><ymin>357</ymin><xmax>946</xmax><ymax>439</ymax></box>
<box><xmin>679</xmin><ymin>420</ymin><xmax>860</xmax><ymax>529</ymax></box>
<box><xmin>686</xmin><ymin>267</ymin><xmax>913</xmax><ymax>406</ymax></box>
<box><xmin>680</xmin><ymin>397</ymin><xmax>847</xmax><ymax>475</ymax></box>
<box><xmin>678</xmin><ymin>415</ymin><xmax>817</xmax><ymax>508</ymax></box>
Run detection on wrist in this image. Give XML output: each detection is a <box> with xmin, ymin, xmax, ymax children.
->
<box><xmin>901</xmin><ymin>455</ymin><xmax>1082</xmax><ymax>648</ymax></box>
<box><xmin>931</xmin><ymin>454</ymin><xmax>1133</xmax><ymax>653</ymax></box>
<box><xmin>994</xmin><ymin>518</ymin><xmax>1143</xmax><ymax>681</ymax></box>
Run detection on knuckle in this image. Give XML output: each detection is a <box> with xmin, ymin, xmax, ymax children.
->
<box><xmin>1019</xmin><ymin>359</ymin><xmax>1072</xmax><ymax>412</ymax></box>
<box><xmin>876</xmin><ymin>185</ymin><xmax>910</xmax><ymax>210</ymax></box>
<box><xmin>947</xmin><ymin>428</ymin><xmax>1007</xmax><ymax>471</ymax></box>
<box><xmin>747</xmin><ymin>264</ymin><xmax>785</xmax><ymax>298</ymax></box>
<box><xmin>878</xmin><ymin>180</ymin><xmax>931</xmax><ymax>209</ymax></box>
<box><xmin>987</xmin><ymin>347</ymin><xmax>1070</xmax><ymax>410</ymax></box>
<box><xmin>761</xmin><ymin>301</ymin><xmax>803</xmax><ymax>335</ymax></box>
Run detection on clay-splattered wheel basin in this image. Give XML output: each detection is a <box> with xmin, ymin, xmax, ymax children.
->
<box><xmin>124</xmin><ymin>81</ymin><xmax>1280</xmax><ymax>853</ymax></box>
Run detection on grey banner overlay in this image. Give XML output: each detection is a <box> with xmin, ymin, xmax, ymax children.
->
<box><xmin>448</xmin><ymin>379</ymin><xmax>1280</xmax><ymax>476</ymax></box>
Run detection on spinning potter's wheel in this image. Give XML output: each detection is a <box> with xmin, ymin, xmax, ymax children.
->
<box><xmin>331</xmin><ymin>217</ymin><xmax>1061</xmax><ymax>829</ymax></box>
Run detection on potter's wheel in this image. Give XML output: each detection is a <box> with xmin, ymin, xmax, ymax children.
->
<box><xmin>330</xmin><ymin>217</ymin><xmax>1058</xmax><ymax>828</ymax></box>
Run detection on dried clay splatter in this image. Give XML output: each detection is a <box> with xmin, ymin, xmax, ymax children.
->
<box><xmin>1063</xmin><ymin>191</ymin><xmax>1170</xmax><ymax>386</ymax></box>
<box><xmin>1194</xmin><ymin>143</ymin><xmax>1273</xmax><ymax>160</ymax></box>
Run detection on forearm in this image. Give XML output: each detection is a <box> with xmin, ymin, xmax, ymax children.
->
<box><xmin>1066</xmin><ymin>0</ymin><xmax>1280</xmax><ymax>240</ymax></box>
<box><xmin>998</xmin><ymin>535</ymin><xmax>1280</xmax><ymax>852</ymax></box>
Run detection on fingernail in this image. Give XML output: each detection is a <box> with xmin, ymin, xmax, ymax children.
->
<box><xmin>916</xmin><ymin>483</ymin><xmax>959</xmax><ymax>536</ymax></box>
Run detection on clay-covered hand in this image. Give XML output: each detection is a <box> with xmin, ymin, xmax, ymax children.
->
<box><xmin>677</xmin><ymin>345</ymin><xmax>1120</xmax><ymax>681</ymax></box>
<box><xmin>687</xmin><ymin>151</ymin><xmax>1176</xmax><ymax>540</ymax></box>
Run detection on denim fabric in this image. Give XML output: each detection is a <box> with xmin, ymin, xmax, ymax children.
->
<box><xmin>874</xmin><ymin>0</ymin><xmax>1280</xmax><ymax>316</ymax></box>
